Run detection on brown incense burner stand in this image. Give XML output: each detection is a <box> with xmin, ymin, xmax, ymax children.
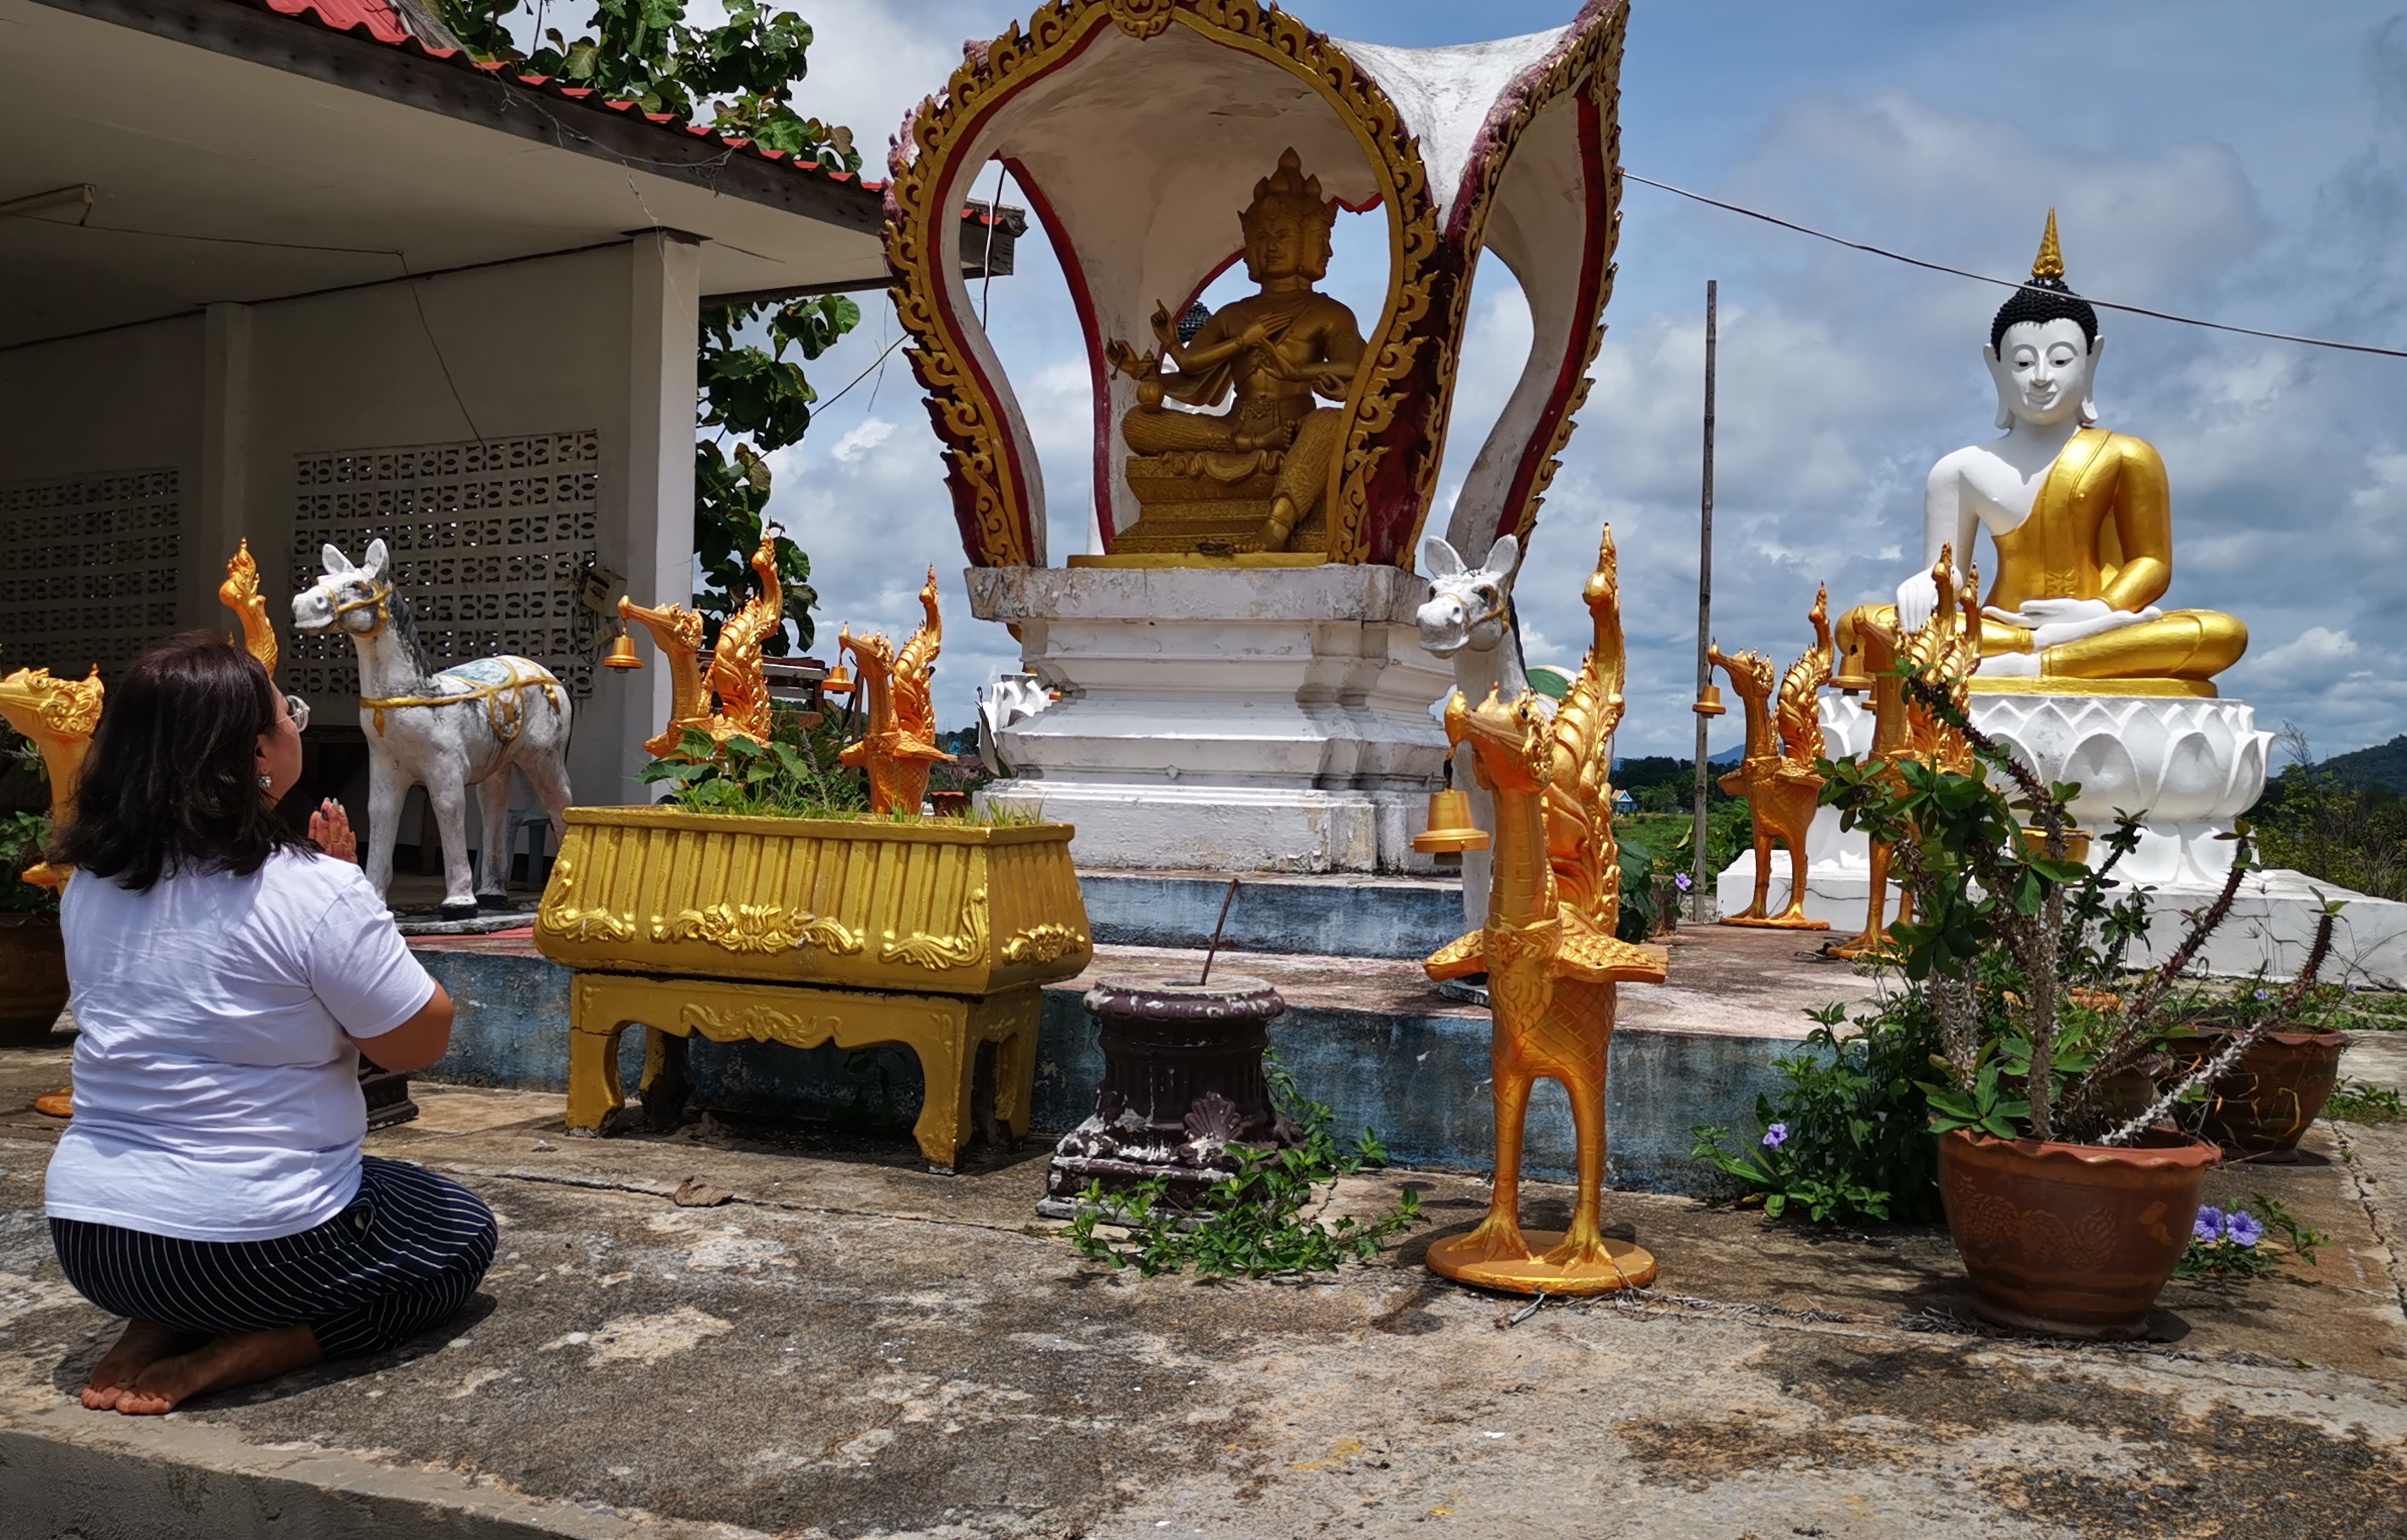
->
<box><xmin>1038</xmin><ymin>973</ymin><xmax>1302</xmax><ymax>1218</ymax></box>
<box><xmin>361</xmin><ymin>1064</ymin><xmax>420</xmax><ymax>1130</ymax></box>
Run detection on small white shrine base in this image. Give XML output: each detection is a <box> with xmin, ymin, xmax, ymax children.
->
<box><xmin>966</xmin><ymin>564</ymin><xmax>1452</xmax><ymax>872</ymax></box>
<box><xmin>1715</xmin><ymin>689</ymin><xmax>2407</xmax><ymax>986</ymax></box>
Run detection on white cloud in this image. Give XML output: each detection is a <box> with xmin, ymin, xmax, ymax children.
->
<box><xmin>828</xmin><ymin>417</ymin><xmax>897</xmax><ymax>464</ymax></box>
<box><xmin>2259</xmin><ymin>626</ymin><xmax>2361</xmax><ymax>678</ymax></box>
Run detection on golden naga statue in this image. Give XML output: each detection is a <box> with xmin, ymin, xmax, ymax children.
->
<box><xmin>1424</xmin><ymin>527</ymin><xmax>1669</xmax><ymax>1296</ymax></box>
<box><xmin>1836</xmin><ymin>212</ymin><xmax>2245</xmax><ymax>698</ymax></box>
<box><xmin>839</xmin><ymin>567</ymin><xmax>954</xmax><ymax>815</ymax></box>
<box><xmin>1710</xmin><ymin>585</ymin><xmax>1834</xmax><ymax>930</ymax></box>
<box><xmin>1102</xmin><ymin>148</ymin><xmax>1367</xmax><ymax>561</ymax></box>
<box><xmin>220</xmin><ymin>540</ymin><xmax>279</xmax><ymax>677</ymax></box>
<box><xmin>1832</xmin><ymin>547</ymin><xmax>1984</xmax><ymax>961</ymax></box>
<box><xmin>0</xmin><ymin>664</ymin><xmax>104</xmax><ymax>890</ymax></box>
<box><xmin>618</xmin><ymin>532</ymin><xmax>782</xmax><ymax>758</ymax></box>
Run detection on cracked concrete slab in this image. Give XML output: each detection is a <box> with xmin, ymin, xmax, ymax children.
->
<box><xmin>0</xmin><ymin>1031</ymin><xmax>2404</xmax><ymax>1537</ymax></box>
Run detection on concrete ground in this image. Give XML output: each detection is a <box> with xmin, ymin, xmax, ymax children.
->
<box><xmin>3</xmin><ymin>1028</ymin><xmax>2406</xmax><ymax>1537</ymax></box>
<box><xmin>1057</xmin><ymin>924</ymin><xmax>1887</xmax><ymax>1044</ymax></box>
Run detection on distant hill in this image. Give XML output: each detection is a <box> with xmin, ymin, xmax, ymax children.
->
<box><xmin>2317</xmin><ymin>735</ymin><xmax>2407</xmax><ymax>794</ymax></box>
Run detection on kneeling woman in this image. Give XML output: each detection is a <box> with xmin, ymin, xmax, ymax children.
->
<box><xmin>45</xmin><ymin>634</ymin><xmax>495</xmax><ymax>1414</ymax></box>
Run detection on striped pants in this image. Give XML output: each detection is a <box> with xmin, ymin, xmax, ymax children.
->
<box><xmin>50</xmin><ymin>1157</ymin><xmax>497</xmax><ymax>1360</ymax></box>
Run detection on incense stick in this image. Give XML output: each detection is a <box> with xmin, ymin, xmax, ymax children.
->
<box><xmin>1198</xmin><ymin>877</ymin><xmax>1240</xmax><ymax>986</ymax></box>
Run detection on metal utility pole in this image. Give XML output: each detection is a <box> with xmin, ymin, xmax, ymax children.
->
<box><xmin>1689</xmin><ymin>280</ymin><xmax>1717</xmax><ymax>922</ymax></box>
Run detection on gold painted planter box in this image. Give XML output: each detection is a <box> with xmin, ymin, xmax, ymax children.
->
<box><xmin>533</xmin><ymin>806</ymin><xmax>1092</xmax><ymax>1169</ymax></box>
<box><xmin>533</xmin><ymin>806</ymin><xmax>1093</xmax><ymax>995</ymax></box>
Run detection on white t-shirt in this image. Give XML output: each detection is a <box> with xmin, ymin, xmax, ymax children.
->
<box><xmin>45</xmin><ymin>849</ymin><xmax>437</xmax><ymax>1243</ymax></box>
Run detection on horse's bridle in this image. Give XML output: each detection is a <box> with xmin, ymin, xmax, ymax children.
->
<box><xmin>327</xmin><ymin>578</ymin><xmax>391</xmax><ymax>638</ymax></box>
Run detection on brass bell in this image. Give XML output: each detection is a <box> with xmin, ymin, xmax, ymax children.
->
<box><xmin>602</xmin><ymin>627</ymin><xmax>643</xmax><ymax>670</ymax></box>
<box><xmin>1693</xmin><ymin>683</ymin><xmax>1726</xmax><ymax>718</ymax></box>
<box><xmin>1832</xmin><ymin>643</ymin><xmax>1873</xmax><ymax>693</ymax></box>
<box><xmin>821</xmin><ymin>662</ymin><xmax>854</xmax><ymax>696</ymax></box>
<box><xmin>2018</xmin><ymin>826</ymin><xmax>2095</xmax><ymax>865</ymax></box>
<box><xmin>1412</xmin><ymin>787</ymin><xmax>1491</xmax><ymax>854</ymax></box>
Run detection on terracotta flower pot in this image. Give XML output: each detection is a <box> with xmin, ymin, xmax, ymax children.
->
<box><xmin>2168</xmin><ymin>1025</ymin><xmax>2350</xmax><ymax>1156</ymax></box>
<box><xmin>0</xmin><ymin>912</ymin><xmax>69</xmax><ymax>1047</ymax></box>
<box><xmin>1936</xmin><ymin>1127</ymin><xmax>2218</xmax><ymax>1340</ymax></box>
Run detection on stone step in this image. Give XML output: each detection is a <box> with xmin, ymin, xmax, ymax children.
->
<box><xmin>1078</xmin><ymin>866</ymin><xmax>1465</xmax><ymax>958</ymax></box>
<box><xmin>410</xmin><ymin>926</ymin><xmax>1875</xmax><ymax>1196</ymax></box>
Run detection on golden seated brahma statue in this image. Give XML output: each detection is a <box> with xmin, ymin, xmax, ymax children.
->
<box><xmin>1096</xmin><ymin>149</ymin><xmax>1366</xmax><ymax>563</ymax></box>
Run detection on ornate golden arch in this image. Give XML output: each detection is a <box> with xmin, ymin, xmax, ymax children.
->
<box><xmin>883</xmin><ymin>0</ymin><xmax>1443</xmax><ymax>567</ymax></box>
<box><xmin>1447</xmin><ymin>33</ymin><xmax>1626</xmax><ymax>556</ymax></box>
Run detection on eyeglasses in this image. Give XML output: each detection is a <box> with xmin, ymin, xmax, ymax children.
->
<box><xmin>284</xmin><ymin>694</ymin><xmax>312</xmax><ymax>733</ymax></box>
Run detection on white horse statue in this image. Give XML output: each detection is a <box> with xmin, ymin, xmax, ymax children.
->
<box><xmin>975</xmin><ymin>671</ymin><xmax>1054</xmax><ymax>776</ymax></box>
<box><xmin>293</xmin><ymin>540</ymin><xmax>573</xmax><ymax>918</ymax></box>
<box><xmin>1416</xmin><ymin>533</ymin><xmax>1530</xmax><ymax>935</ymax></box>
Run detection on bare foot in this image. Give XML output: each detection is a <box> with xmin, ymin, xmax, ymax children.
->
<box><xmin>113</xmin><ymin>1324</ymin><xmax>322</xmax><ymax>1415</ymax></box>
<box><xmin>81</xmin><ymin>1320</ymin><xmax>187</xmax><ymax>1411</ymax></box>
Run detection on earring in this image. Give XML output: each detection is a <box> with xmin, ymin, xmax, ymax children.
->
<box><xmin>258</xmin><ymin>773</ymin><xmax>274</xmax><ymax>790</ymax></box>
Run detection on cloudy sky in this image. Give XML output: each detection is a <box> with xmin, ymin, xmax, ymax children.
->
<box><xmin>769</xmin><ymin>0</ymin><xmax>2407</xmax><ymax>762</ymax></box>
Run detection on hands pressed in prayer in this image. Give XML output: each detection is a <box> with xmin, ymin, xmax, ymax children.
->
<box><xmin>308</xmin><ymin>800</ymin><xmax>358</xmax><ymax>864</ymax></box>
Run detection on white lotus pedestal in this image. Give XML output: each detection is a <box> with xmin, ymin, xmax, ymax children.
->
<box><xmin>965</xmin><ymin>565</ymin><xmax>1453</xmax><ymax>873</ymax></box>
<box><xmin>1715</xmin><ymin>691</ymin><xmax>2407</xmax><ymax>985</ymax></box>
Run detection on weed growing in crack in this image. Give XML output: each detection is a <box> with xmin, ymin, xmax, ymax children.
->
<box><xmin>1064</xmin><ymin>1060</ymin><xmax>1425</xmax><ymax>1279</ymax></box>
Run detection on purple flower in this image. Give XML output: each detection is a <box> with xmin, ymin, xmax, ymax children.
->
<box><xmin>2192</xmin><ymin>1206</ymin><xmax>2225</xmax><ymax>1242</ymax></box>
<box><xmin>1761</xmin><ymin>1123</ymin><xmax>1790</xmax><ymax>1151</ymax></box>
<box><xmin>2225</xmin><ymin>1210</ymin><xmax>2265</xmax><ymax>1249</ymax></box>
<box><xmin>1675</xmin><ymin>872</ymin><xmax>1694</xmax><ymax>892</ymax></box>
<box><xmin>2253</xmin><ymin>989</ymin><xmax>2272</xmax><ymax>1002</ymax></box>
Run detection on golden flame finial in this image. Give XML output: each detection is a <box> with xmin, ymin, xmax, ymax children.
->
<box><xmin>2032</xmin><ymin>208</ymin><xmax>2065</xmax><ymax>283</ymax></box>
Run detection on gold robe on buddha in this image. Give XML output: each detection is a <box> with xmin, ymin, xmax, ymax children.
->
<box><xmin>1842</xmin><ymin>427</ymin><xmax>2246</xmax><ymax>695</ymax></box>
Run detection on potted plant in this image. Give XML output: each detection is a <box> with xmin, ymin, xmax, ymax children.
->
<box><xmin>535</xmin><ymin>723</ymin><xmax>1093</xmax><ymax>1166</ymax></box>
<box><xmin>540</xmin><ymin>726</ymin><xmax>1089</xmax><ymax>996</ymax></box>
<box><xmin>2160</xmin><ymin>978</ymin><xmax>2350</xmax><ymax>1158</ymax></box>
<box><xmin>1820</xmin><ymin>670</ymin><xmax>2339</xmax><ymax>1339</ymax></box>
<box><xmin>0</xmin><ymin>810</ymin><xmax>68</xmax><ymax>1046</ymax></box>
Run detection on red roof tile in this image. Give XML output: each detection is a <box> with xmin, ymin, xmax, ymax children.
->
<box><xmin>236</xmin><ymin>0</ymin><xmax>888</xmax><ymax>194</ymax></box>
<box><xmin>263</xmin><ymin>0</ymin><xmax>410</xmax><ymax>46</ymax></box>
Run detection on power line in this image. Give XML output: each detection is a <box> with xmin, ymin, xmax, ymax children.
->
<box><xmin>814</xmin><ymin>333</ymin><xmax>906</xmax><ymax>414</ymax></box>
<box><xmin>1624</xmin><ymin>172</ymin><xmax>2407</xmax><ymax>362</ymax></box>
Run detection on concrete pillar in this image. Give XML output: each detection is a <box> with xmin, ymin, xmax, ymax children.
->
<box><xmin>582</xmin><ymin>230</ymin><xmax>703</xmax><ymax>806</ymax></box>
<box><xmin>191</xmin><ymin>301</ymin><xmax>254</xmax><ymax>632</ymax></box>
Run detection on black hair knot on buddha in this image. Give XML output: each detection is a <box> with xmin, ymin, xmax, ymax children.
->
<box><xmin>1990</xmin><ymin>273</ymin><xmax>2100</xmax><ymax>353</ymax></box>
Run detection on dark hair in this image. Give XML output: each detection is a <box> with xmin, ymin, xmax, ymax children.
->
<box><xmin>1990</xmin><ymin>274</ymin><xmax>2100</xmax><ymax>353</ymax></box>
<box><xmin>48</xmin><ymin>632</ymin><xmax>306</xmax><ymax>891</ymax></box>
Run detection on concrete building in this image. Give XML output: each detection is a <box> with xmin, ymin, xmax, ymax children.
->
<box><xmin>0</xmin><ymin>0</ymin><xmax>895</xmax><ymax>842</ymax></box>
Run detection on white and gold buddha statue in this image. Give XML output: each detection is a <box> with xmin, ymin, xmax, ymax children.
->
<box><xmin>1102</xmin><ymin>149</ymin><xmax>1367</xmax><ymax>559</ymax></box>
<box><xmin>1837</xmin><ymin>212</ymin><xmax>2247</xmax><ymax>697</ymax></box>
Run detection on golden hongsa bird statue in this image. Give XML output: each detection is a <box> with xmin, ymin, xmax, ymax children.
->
<box><xmin>1709</xmin><ymin>586</ymin><xmax>1834</xmax><ymax>929</ymax></box>
<box><xmin>1830</xmin><ymin>547</ymin><xmax>1983</xmax><ymax>960</ymax></box>
<box><xmin>220</xmin><ymin>540</ymin><xmax>279</xmax><ymax>677</ymax></box>
<box><xmin>0</xmin><ymin>665</ymin><xmax>103</xmax><ymax>892</ymax></box>
<box><xmin>617</xmin><ymin>530</ymin><xmax>785</xmax><ymax>758</ymax></box>
<box><xmin>839</xmin><ymin>567</ymin><xmax>954</xmax><ymax>815</ymax></box>
<box><xmin>0</xmin><ymin>663</ymin><xmax>96</xmax><ymax>1120</ymax></box>
<box><xmin>1423</xmin><ymin>527</ymin><xmax>1669</xmax><ymax>1295</ymax></box>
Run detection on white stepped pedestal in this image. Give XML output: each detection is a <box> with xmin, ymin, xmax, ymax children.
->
<box><xmin>966</xmin><ymin>565</ymin><xmax>1453</xmax><ymax>873</ymax></box>
<box><xmin>1715</xmin><ymin>691</ymin><xmax>2406</xmax><ymax>985</ymax></box>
